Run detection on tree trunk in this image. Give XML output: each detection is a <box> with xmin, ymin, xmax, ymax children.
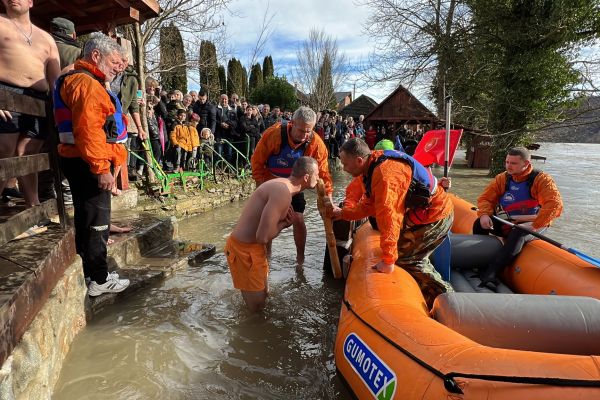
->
<box><xmin>134</xmin><ymin>22</ymin><xmax>155</xmax><ymax>183</ymax></box>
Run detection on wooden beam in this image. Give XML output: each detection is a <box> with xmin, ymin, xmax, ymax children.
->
<box><xmin>75</xmin><ymin>7</ymin><xmax>140</xmax><ymax>32</ymax></box>
<box><xmin>0</xmin><ymin>154</ymin><xmax>50</xmax><ymax>181</ymax></box>
<box><xmin>45</xmin><ymin>0</ymin><xmax>87</xmax><ymax>17</ymax></box>
<box><xmin>136</xmin><ymin>0</ymin><xmax>160</xmax><ymax>15</ymax></box>
<box><xmin>0</xmin><ymin>89</ymin><xmax>46</xmax><ymax>117</ymax></box>
<box><xmin>113</xmin><ymin>0</ymin><xmax>130</xmax><ymax>7</ymax></box>
<box><xmin>0</xmin><ymin>199</ymin><xmax>57</xmax><ymax>247</ymax></box>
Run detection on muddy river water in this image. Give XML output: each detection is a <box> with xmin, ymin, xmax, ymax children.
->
<box><xmin>53</xmin><ymin>143</ymin><xmax>600</xmax><ymax>399</ymax></box>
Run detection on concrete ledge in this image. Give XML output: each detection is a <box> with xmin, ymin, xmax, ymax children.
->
<box><xmin>110</xmin><ymin>188</ymin><xmax>138</xmax><ymax>212</ymax></box>
<box><xmin>0</xmin><ymin>225</ymin><xmax>76</xmax><ymax>368</ymax></box>
<box><xmin>107</xmin><ymin>214</ymin><xmax>178</xmax><ymax>269</ymax></box>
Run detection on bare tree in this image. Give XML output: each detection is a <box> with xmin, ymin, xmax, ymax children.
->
<box><xmin>357</xmin><ymin>0</ymin><xmax>470</xmax><ymax>114</ymax></box>
<box><xmin>245</xmin><ymin>1</ymin><xmax>276</xmax><ymax>72</ymax></box>
<box><xmin>294</xmin><ymin>28</ymin><xmax>349</xmax><ymax>112</ymax></box>
<box><xmin>133</xmin><ymin>0</ymin><xmax>230</xmax><ymax>88</ymax></box>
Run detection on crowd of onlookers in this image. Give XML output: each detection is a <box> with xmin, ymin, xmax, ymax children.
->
<box><xmin>139</xmin><ymin>81</ymin><xmax>299</xmax><ymax>175</ymax></box>
<box><xmin>139</xmin><ymin>82</ymin><xmax>429</xmax><ymax>176</ymax></box>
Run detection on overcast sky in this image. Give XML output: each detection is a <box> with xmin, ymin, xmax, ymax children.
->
<box><xmin>190</xmin><ymin>0</ymin><xmax>405</xmax><ymax>105</ymax></box>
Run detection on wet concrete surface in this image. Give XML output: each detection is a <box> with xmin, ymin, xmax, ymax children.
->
<box><xmin>0</xmin><ymin>224</ymin><xmax>76</xmax><ymax>367</ymax></box>
<box><xmin>0</xmin><ymin>205</ymin><xmax>220</xmax><ymax>366</ymax></box>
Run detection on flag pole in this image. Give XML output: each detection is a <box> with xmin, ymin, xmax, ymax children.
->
<box><xmin>444</xmin><ymin>95</ymin><xmax>453</xmax><ymax>178</ymax></box>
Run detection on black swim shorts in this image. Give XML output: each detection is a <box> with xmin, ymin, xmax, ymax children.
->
<box><xmin>291</xmin><ymin>192</ymin><xmax>306</xmax><ymax>213</ymax></box>
<box><xmin>0</xmin><ymin>81</ymin><xmax>49</xmax><ymax>140</ymax></box>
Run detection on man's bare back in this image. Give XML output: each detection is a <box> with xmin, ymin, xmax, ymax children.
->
<box><xmin>0</xmin><ymin>7</ymin><xmax>60</xmax><ymax>92</ymax></box>
<box><xmin>231</xmin><ymin>178</ymin><xmax>297</xmax><ymax>244</ymax></box>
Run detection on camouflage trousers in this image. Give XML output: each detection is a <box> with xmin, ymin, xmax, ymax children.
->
<box><xmin>395</xmin><ymin>212</ymin><xmax>454</xmax><ymax>308</ymax></box>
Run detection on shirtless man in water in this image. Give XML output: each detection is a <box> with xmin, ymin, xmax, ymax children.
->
<box><xmin>225</xmin><ymin>156</ymin><xmax>319</xmax><ymax>312</ymax></box>
<box><xmin>0</xmin><ymin>0</ymin><xmax>60</xmax><ymax>207</ymax></box>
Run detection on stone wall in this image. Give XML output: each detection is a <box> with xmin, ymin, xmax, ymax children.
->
<box><xmin>0</xmin><ymin>259</ymin><xmax>87</xmax><ymax>400</ymax></box>
<box><xmin>140</xmin><ymin>177</ymin><xmax>256</xmax><ymax>218</ymax></box>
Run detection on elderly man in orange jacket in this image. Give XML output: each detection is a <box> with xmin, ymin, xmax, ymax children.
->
<box><xmin>54</xmin><ymin>33</ymin><xmax>130</xmax><ymax>297</ymax></box>
<box><xmin>330</xmin><ymin>138</ymin><xmax>454</xmax><ymax>307</ymax></box>
<box><xmin>251</xmin><ymin>106</ymin><xmax>332</xmax><ymax>264</ymax></box>
<box><xmin>476</xmin><ymin>146</ymin><xmax>563</xmax><ymax>287</ymax></box>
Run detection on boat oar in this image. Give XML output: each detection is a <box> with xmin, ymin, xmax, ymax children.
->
<box><xmin>316</xmin><ymin>179</ymin><xmax>342</xmax><ymax>279</ymax></box>
<box><xmin>492</xmin><ymin>216</ymin><xmax>600</xmax><ymax>268</ymax></box>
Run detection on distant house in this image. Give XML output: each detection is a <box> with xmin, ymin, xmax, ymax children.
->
<box><xmin>334</xmin><ymin>91</ymin><xmax>352</xmax><ymax>110</ymax></box>
<box><xmin>339</xmin><ymin>95</ymin><xmax>379</xmax><ymax>121</ymax></box>
<box><xmin>365</xmin><ymin>85</ymin><xmax>437</xmax><ymax>130</ymax></box>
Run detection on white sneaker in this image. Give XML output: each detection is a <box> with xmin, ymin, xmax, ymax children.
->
<box><xmin>88</xmin><ymin>272</ymin><xmax>130</xmax><ymax>297</ymax></box>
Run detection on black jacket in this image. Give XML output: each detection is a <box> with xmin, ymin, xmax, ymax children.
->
<box><xmin>239</xmin><ymin>115</ymin><xmax>260</xmax><ymax>138</ymax></box>
<box><xmin>215</xmin><ymin>105</ymin><xmax>238</xmax><ymax>140</ymax></box>
<box><xmin>192</xmin><ymin>101</ymin><xmax>216</xmax><ymax>135</ymax></box>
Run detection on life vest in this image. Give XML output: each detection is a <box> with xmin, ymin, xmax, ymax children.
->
<box><xmin>53</xmin><ymin>69</ymin><xmax>127</xmax><ymax>145</ymax></box>
<box><xmin>266</xmin><ymin>122</ymin><xmax>310</xmax><ymax>177</ymax></box>
<box><xmin>498</xmin><ymin>170</ymin><xmax>541</xmax><ymax>217</ymax></box>
<box><xmin>363</xmin><ymin>150</ymin><xmax>437</xmax><ymax>210</ymax></box>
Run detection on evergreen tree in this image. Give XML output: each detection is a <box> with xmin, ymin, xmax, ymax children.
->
<box><xmin>249</xmin><ymin>76</ymin><xmax>299</xmax><ymax>111</ymax></box>
<box><xmin>249</xmin><ymin>63</ymin><xmax>264</xmax><ymax>93</ymax></box>
<box><xmin>464</xmin><ymin>0</ymin><xmax>600</xmax><ymax>174</ymax></box>
<box><xmin>159</xmin><ymin>23</ymin><xmax>187</xmax><ymax>92</ymax></box>
<box><xmin>227</xmin><ymin>58</ymin><xmax>245</xmax><ymax>97</ymax></box>
<box><xmin>199</xmin><ymin>40</ymin><xmax>220</xmax><ymax>102</ymax></box>
<box><xmin>218</xmin><ymin>65</ymin><xmax>227</xmax><ymax>96</ymax></box>
<box><xmin>262</xmin><ymin>55</ymin><xmax>274</xmax><ymax>80</ymax></box>
<box><xmin>312</xmin><ymin>52</ymin><xmax>337</xmax><ymax>111</ymax></box>
<box><xmin>241</xmin><ymin>65</ymin><xmax>248</xmax><ymax>98</ymax></box>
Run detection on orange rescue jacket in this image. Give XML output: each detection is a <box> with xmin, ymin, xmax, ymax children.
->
<box><xmin>341</xmin><ymin>151</ymin><xmax>453</xmax><ymax>264</ymax></box>
<box><xmin>57</xmin><ymin>60</ymin><xmax>127</xmax><ymax>174</ymax></box>
<box><xmin>251</xmin><ymin>122</ymin><xmax>333</xmax><ymax>195</ymax></box>
<box><xmin>477</xmin><ymin>164</ymin><xmax>563</xmax><ymax>229</ymax></box>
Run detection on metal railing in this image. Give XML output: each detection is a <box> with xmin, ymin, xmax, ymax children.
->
<box><xmin>133</xmin><ymin>135</ymin><xmax>253</xmax><ymax>195</ymax></box>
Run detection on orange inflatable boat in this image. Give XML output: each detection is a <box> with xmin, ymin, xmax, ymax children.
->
<box><xmin>334</xmin><ymin>194</ymin><xmax>600</xmax><ymax>399</ymax></box>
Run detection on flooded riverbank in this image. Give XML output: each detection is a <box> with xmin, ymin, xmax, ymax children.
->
<box><xmin>53</xmin><ymin>143</ymin><xmax>600</xmax><ymax>399</ymax></box>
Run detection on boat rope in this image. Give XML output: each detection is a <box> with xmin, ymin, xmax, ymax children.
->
<box><xmin>342</xmin><ymin>298</ymin><xmax>600</xmax><ymax>394</ymax></box>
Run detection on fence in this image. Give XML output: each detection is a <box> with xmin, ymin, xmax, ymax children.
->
<box><xmin>0</xmin><ymin>88</ymin><xmax>67</xmax><ymax>247</ymax></box>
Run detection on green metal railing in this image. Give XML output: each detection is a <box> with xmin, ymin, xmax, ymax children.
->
<box><xmin>132</xmin><ymin>136</ymin><xmax>253</xmax><ymax>195</ymax></box>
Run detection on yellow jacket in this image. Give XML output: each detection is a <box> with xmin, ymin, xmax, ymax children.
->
<box><xmin>170</xmin><ymin>124</ymin><xmax>200</xmax><ymax>152</ymax></box>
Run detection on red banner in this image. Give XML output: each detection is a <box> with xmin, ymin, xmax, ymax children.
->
<box><xmin>412</xmin><ymin>129</ymin><xmax>463</xmax><ymax>167</ymax></box>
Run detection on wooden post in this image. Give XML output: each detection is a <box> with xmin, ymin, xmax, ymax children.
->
<box><xmin>316</xmin><ymin>178</ymin><xmax>342</xmax><ymax>279</ymax></box>
<box><xmin>133</xmin><ymin>21</ymin><xmax>155</xmax><ymax>183</ymax></box>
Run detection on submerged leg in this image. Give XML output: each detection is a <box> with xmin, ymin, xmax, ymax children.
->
<box><xmin>241</xmin><ymin>290</ymin><xmax>268</xmax><ymax>312</ymax></box>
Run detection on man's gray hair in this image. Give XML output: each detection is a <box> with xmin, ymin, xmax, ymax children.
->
<box><xmin>291</xmin><ymin>156</ymin><xmax>318</xmax><ymax>178</ymax></box>
<box><xmin>83</xmin><ymin>32</ymin><xmax>124</xmax><ymax>59</ymax></box>
<box><xmin>292</xmin><ymin>106</ymin><xmax>317</xmax><ymax>125</ymax></box>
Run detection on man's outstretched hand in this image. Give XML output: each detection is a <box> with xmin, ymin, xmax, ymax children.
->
<box><xmin>325</xmin><ymin>201</ymin><xmax>343</xmax><ymax>220</ymax></box>
<box><xmin>373</xmin><ymin>261</ymin><xmax>394</xmax><ymax>274</ymax></box>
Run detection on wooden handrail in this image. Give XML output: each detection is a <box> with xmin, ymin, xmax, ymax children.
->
<box><xmin>0</xmin><ymin>88</ymin><xmax>46</xmax><ymax>117</ymax></box>
<box><xmin>0</xmin><ymin>199</ymin><xmax>57</xmax><ymax>247</ymax></box>
<box><xmin>0</xmin><ymin>154</ymin><xmax>50</xmax><ymax>180</ymax></box>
